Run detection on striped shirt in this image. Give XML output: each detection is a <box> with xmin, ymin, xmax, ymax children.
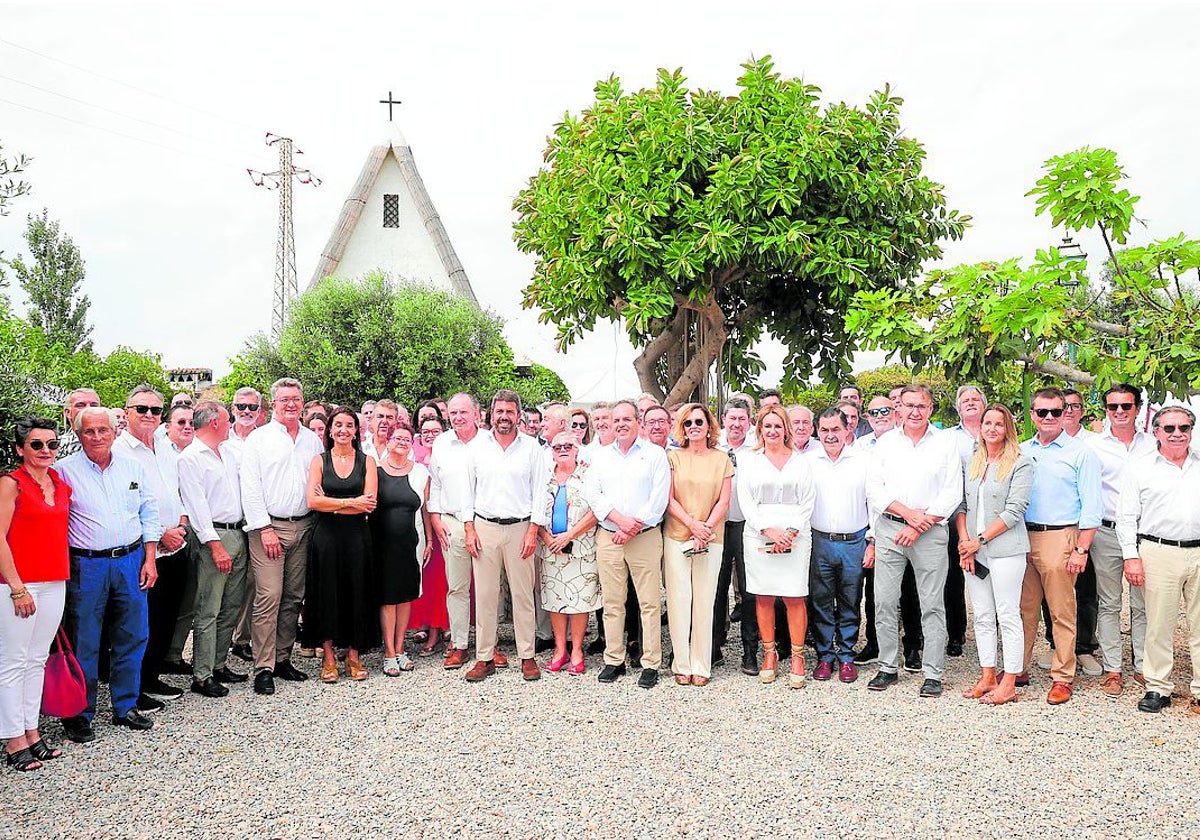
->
<box><xmin>57</xmin><ymin>451</ymin><xmax>163</xmax><ymax>551</ymax></box>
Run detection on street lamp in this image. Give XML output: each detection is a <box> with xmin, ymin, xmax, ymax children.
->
<box><xmin>1057</xmin><ymin>235</ymin><xmax>1088</xmax><ymax>367</ymax></box>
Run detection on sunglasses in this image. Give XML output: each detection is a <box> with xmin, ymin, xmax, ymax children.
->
<box><xmin>127</xmin><ymin>404</ymin><xmax>164</xmax><ymax>416</ymax></box>
<box><xmin>173</xmin><ymin>419</ymin><xmax>194</xmax><ymax>427</ymax></box>
<box><xmin>551</xmin><ymin>443</ymin><xmax>576</xmax><ymax>452</ymax></box>
<box><xmin>26</xmin><ymin>439</ymin><xmax>60</xmax><ymax>451</ymax></box>
<box><xmin>174</xmin><ymin>400</ymin><xmax>193</xmax><ymax>407</ymax></box>
<box><xmin>1033</xmin><ymin>408</ymin><xmax>1064</xmax><ymax>418</ymax></box>
<box><xmin>682</xmin><ymin>418</ymin><xmax>706</xmax><ymax>428</ymax></box>
<box><xmin>866</xmin><ymin>407</ymin><xmax>892</xmax><ymax>417</ymax></box>
<box><xmin>1161</xmin><ymin>424</ymin><xmax>1193</xmax><ymax>434</ymax></box>
<box><xmin>1105</xmin><ymin>402</ymin><xmax>1135</xmax><ymax>412</ymax></box>
<box><xmin>234</xmin><ymin>403</ymin><xmax>260</xmax><ymax>412</ymax></box>
<box><xmin>569</xmin><ymin>421</ymin><xmax>589</xmax><ymax>429</ymax></box>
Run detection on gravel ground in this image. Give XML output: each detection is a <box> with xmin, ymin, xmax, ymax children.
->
<box><xmin>5</xmin><ymin>606</ymin><xmax>1200</xmax><ymax>839</ymax></box>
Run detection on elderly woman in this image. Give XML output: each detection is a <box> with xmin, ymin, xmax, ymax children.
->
<box><xmin>738</xmin><ymin>405</ymin><xmax>816</xmax><ymax>688</ymax></box>
<box><xmin>409</xmin><ymin>415</ymin><xmax>450</xmax><ymax>655</ymax></box>
<box><xmin>956</xmin><ymin>404</ymin><xmax>1033</xmax><ymax>705</ymax></box>
<box><xmin>536</xmin><ymin>432</ymin><xmax>600</xmax><ymax>675</ymax></box>
<box><xmin>1</xmin><ymin>418</ymin><xmax>71</xmax><ymax>771</ymax></box>
<box><xmin>664</xmin><ymin>403</ymin><xmax>734</xmax><ymax>686</ymax></box>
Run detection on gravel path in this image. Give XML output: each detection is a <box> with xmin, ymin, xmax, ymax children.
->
<box><xmin>6</xmin><ymin>613</ymin><xmax>1200</xmax><ymax>839</ymax></box>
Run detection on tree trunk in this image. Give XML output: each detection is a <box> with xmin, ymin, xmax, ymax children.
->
<box><xmin>664</xmin><ymin>301</ymin><xmax>727</xmax><ymax>406</ymax></box>
<box><xmin>632</xmin><ymin>308</ymin><xmax>688</xmax><ymax>401</ymax></box>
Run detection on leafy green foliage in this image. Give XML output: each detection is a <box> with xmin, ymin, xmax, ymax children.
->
<box><xmin>0</xmin><ymin>141</ymin><xmax>32</xmax><ymax>219</ymax></box>
<box><xmin>222</xmin><ymin>274</ymin><xmax>569</xmax><ymax>408</ymax></box>
<box><xmin>514</xmin><ymin>57</ymin><xmax>967</xmax><ymax>403</ymax></box>
<box><xmin>7</xmin><ymin>209</ymin><xmax>93</xmax><ymax>355</ymax></box>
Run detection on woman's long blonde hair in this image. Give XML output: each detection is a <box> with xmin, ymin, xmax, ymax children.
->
<box><xmin>968</xmin><ymin>404</ymin><xmax>1020</xmax><ymax>482</ymax></box>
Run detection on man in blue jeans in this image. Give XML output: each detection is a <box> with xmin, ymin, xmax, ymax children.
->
<box><xmin>806</xmin><ymin>408</ymin><xmax>873</xmax><ymax>682</ymax></box>
<box><xmin>56</xmin><ymin>406</ymin><xmax>162</xmax><ymax>743</ymax></box>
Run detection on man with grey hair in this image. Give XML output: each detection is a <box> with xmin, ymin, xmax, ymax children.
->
<box><xmin>945</xmin><ymin>384</ymin><xmax>987</xmax><ymax>659</ymax></box>
<box><xmin>56</xmin><ymin>387</ymin><xmax>101</xmax><ymax>461</ymax></box>
<box><xmin>787</xmin><ymin>405</ymin><xmax>819</xmax><ymax>453</ymax></box>
<box><xmin>362</xmin><ymin>398</ymin><xmax>399</xmax><ymax>460</ymax></box>
<box><xmin>225</xmin><ymin>387</ymin><xmax>262</xmax><ymax>455</ymax></box>
<box><xmin>240</xmin><ymin>377</ymin><xmax>323</xmax><ymax>696</ymax></box>
<box><xmin>178</xmin><ymin>401</ymin><xmax>249</xmax><ymax>697</ymax></box>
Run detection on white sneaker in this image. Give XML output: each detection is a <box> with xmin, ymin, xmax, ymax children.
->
<box><xmin>1077</xmin><ymin>653</ymin><xmax>1103</xmax><ymax>677</ymax></box>
<box><xmin>1036</xmin><ymin>651</ymin><xmax>1053</xmax><ymax>670</ymax></box>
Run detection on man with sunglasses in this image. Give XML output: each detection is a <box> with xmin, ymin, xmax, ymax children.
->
<box><xmin>1117</xmin><ymin>406</ymin><xmax>1200</xmax><ymax>714</ymax></box>
<box><xmin>223</xmin><ymin>388</ymin><xmax>261</xmax><ymax>662</ymax></box>
<box><xmin>55</xmin><ymin>388</ymin><xmax>101</xmax><ymax>461</ymax></box>
<box><xmin>1019</xmin><ymin>387</ymin><xmax>1103</xmax><ymax>705</ymax></box>
<box><xmin>1085</xmin><ymin>384</ymin><xmax>1155</xmax><ymax>696</ymax></box>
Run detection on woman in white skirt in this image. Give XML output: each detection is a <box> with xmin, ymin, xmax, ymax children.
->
<box><xmin>738</xmin><ymin>405</ymin><xmax>816</xmax><ymax>688</ymax></box>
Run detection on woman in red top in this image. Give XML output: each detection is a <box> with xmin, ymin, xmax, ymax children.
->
<box><xmin>1</xmin><ymin>417</ymin><xmax>72</xmax><ymax>772</ymax></box>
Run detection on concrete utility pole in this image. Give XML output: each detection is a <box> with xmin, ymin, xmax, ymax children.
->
<box><xmin>248</xmin><ymin>133</ymin><xmax>319</xmax><ymax>337</ymax></box>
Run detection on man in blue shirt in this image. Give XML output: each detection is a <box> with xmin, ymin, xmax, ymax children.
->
<box><xmin>1019</xmin><ymin>387</ymin><xmax>1103</xmax><ymax>705</ymax></box>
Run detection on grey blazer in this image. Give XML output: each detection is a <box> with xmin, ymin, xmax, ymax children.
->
<box><xmin>959</xmin><ymin>453</ymin><xmax>1035</xmax><ymax>558</ymax></box>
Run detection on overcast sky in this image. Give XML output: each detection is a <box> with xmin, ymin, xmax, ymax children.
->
<box><xmin>3</xmin><ymin>1</ymin><xmax>1197</xmax><ymax>401</ymax></box>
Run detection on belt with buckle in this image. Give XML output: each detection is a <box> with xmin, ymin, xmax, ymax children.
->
<box><xmin>271</xmin><ymin>513</ymin><xmax>312</xmax><ymax>522</ymax></box>
<box><xmin>213</xmin><ymin>520</ymin><xmax>246</xmax><ymax>531</ymax></box>
<box><xmin>882</xmin><ymin>512</ymin><xmax>906</xmax><ymax>524</ymax></box>
<box><xmin>813</xmin><ymin>528</ymin><xmax>867</xmax><ymax>542</ymax></box>
<box><xmin>476</xmin><ymin>515</ymin><xmax>530</xmax><ymax>526</ymax></box>
<box><xmin>1026</xmin><ymin>523</ymin><xmax>1071</xmax><ymax>532</ymax></box>
<box><xmin>70</xmin><ymin>539</ymin><xmax>142</xmax><ymax>559</ymax></box>
<box><xmin>1139</xmin><ymin>533</ymin><xmax>1200</xmax><ymax>549</ymax></box>
<box><xmin>1101</xmin><ymin>518</ymin><xmax>1117</xmax><ymax>529</ymax></box>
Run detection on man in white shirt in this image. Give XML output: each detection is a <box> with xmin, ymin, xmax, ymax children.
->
<box><xmin>946</xmin><ymin>385</ymin><xmax>986</xmax><ymax>660</ymax></box>
<box><xmin>855</xmin><ymin>395</ymin><xmax>895</xmax><ymax>450</ymax></box>
<box><xmin>178</xmin><ymin>401</ymin><xmax>248</xmax><ymax>698</ymax></box>
<box><xmin>224</xmin><ymin>387</ymin><xmax>262</xmax><ymax>661</ymax></box>
<box><xmin>462</xmin><ymin>390</ymin><xmax>547</xmax><ymax>683</ymax></box>
<box><xmin>240</xmin><ymin>377</ymin><xmax>324</xmax><ymax>695</ymax></box>
<box><xmin>428</xmin><ymin>392</ymin><xmax>482</xmax><ymax>669</ymax></box>
<box><xmin>1117</xmin><ymin>406</ymin><xmax>1200</xmax><ymax>715</ymax></box>
<box><xmin>865</xmin><ymin>384</ymin><xmax>963</xmax><ymax>697</ymax></box>
<box><xmin>585</xmin><ymin>399</ymin><xmax>670</xmax><ymax>689</ymax></box>
<box><xmin>712</xmin><ymin>398</ymin><xmax>759</xmax><ymax>674</ymax></box>
<box><xmin>1087</xmin><ymin>383</ymin><xmax>1156</xmax><ymax>695</ymax></box>
<box><xmin>787</xmin><ymin>405</ymin><xmax>819</xmax><ymax>453</ymax></box>
<box><xmin>361</xmin><ymin>399</ymin><xmax>398</xmax><ymax>460</ymax></box>
<box><xmin>807</xmin><ymin>407</ymin><xmax>874</xmax><ymax>684</ymax></box>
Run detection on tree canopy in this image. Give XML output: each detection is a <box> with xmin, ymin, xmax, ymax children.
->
<box><xmin>8</xmin><ymin>209</ymin><xmax>93</xmax><ymax>355</ymax></box>
<box><xmin>846</xmin><ymin>146</ymin><xmax>1200</xmax><ymax>404</ymax></box>
<box><xmin>514</xmin><ymin>57</ymin><xmax>967</xmax><ymax>404</ymax></box>
<box><xmin>222</xmin><ymin>274</ymin><xmax>569</xmax><ymax>408</ymax></box>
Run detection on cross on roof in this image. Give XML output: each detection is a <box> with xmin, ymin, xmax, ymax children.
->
<box><xmin>379</xmin><ymin>91</ymin><xmax>402</xmax><ymax>122</ymax></box>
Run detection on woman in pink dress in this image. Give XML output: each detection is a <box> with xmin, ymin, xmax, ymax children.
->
<box><xmin>408</xmin><ymin>414</ymin><xmax>450</xmax><ymax>656</ymax></box>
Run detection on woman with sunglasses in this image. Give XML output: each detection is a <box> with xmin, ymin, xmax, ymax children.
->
<box><xmin>569</xmin><ymin>408</ymin><xmax>592</xmax><ymax>448</ymax></box>
<box><xmin>955</xmin><ymin>404</ymin><xmax>1033</xmax><ymax>705</ymax></box>
<box><xmin>1</xmin><ymin>418</ymin><xmax>71</xmax><ymax>771</ymax></box>
<box><xmin>663</xmin><ymin>403</ymin><xmax>733</xmax><ymax>686</ymax></box>
<box><xmin>409</xmin><ymin>416</ymin><xmax>450</xmax><ymax>656</ymax></box>
<box><xmin>536</xmin><ymin>432</ymin><xmax>600</xmax><ymax>675</ymax></box>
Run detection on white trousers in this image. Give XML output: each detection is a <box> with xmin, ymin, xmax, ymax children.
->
<box><xmin>441</xmin><ymin>516</ymin><xmax>473</xmax><ymax>651</ymax></box>
<box><xmin>0</xmin><ymin>581</ymin><xmax>66</xmax><ymax>738</ymax></box>
<box><xmin>963</xmin><ymin>553</ymin><xmax>1026</xmax><ymax>673</ymax></box>
<box><xmin>663</xmin><ymin>537</ymin><xmax>722</xmax><ymax>679</ymax></box>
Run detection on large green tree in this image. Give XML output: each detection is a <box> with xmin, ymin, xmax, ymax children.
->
<box><xmin>8</xmin><ymin>209</ymin><xmax>93</xmax><ymax>355</ymax></box>
<box><xmin>222</xmin><ymin>274</ymin><xmax>569</xmax><ymax>407</ymax></box>
<box><xmin>514</xmin><ymin>57</ymin><xmax>967</xmax><ymax>404</ymax></box>
<box><xmin>846</xmin><ymin>146</ymin><xmax>1200</xmax><ymax>404</ymax></box>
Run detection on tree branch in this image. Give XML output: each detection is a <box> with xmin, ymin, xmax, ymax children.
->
<box><xmin>632</xmin><ymin>307</ymin><xmax>688</xmax><ymax>400</ymax></box>
<box><xmin>1082</xmin><ymin>318</ymin><xmax>1131</xmax><ymax>337</ymax></box>
<box><xmin>1016</xmin><ymin>354</ymin><xmax>1095</xmax><ymax>385</ymax></box>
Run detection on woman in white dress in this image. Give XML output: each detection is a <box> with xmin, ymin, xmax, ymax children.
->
<box><xmin>738</xmin><ymin>405</ymin><xmax>816</xmax><ymax>688</ymax></box>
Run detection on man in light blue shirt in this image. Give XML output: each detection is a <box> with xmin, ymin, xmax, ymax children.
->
<box><xmin>57</xmin><ymin>407</ymin><xmax>162</xmax><ymax>742</ymax></box>
<box><xmin>1019</xmin><ymin>387</ymin><xmax>1102</xmax><ymax>705</ymax></box>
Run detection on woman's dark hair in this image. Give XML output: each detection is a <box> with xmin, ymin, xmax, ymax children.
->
<box><xmin>324</xmin><ymin>405</ymin><xmax>361</xmax><ymax>451</ymax></box>
<box><xmin>15</xmin><ymin>416</ymin><xmax>58</xmax><ymax>449</ymax></box>
<box><xmin>416</xmin><ymin>400</ymin><xmax>444</xmax><ymax>426</ymax></box>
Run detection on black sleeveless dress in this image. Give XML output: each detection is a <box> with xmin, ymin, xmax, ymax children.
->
<box><xmin>301</xmin><ymin>450</ymin><xmax>378</xmax><ymax>651</ymax></box>
<box><xmin>372</xmin><ymin>468</ymin><xmax>422</xmax><ymax>604</ymax></box>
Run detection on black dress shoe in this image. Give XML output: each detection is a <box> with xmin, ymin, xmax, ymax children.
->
<box><xmin>867</xmin><ymin>670</ymin><xmax>899</xmax><ymax>691</ymax></box>
<box><xmin>741</xmin><ymin>649</ymin><xmax>759</xmax><ymax>676</ymax></box>
<box><xmin>946</xmin><ymin>640</ymin><xmax>964</xmax><ymax>658</ymax></box>
<box><xmin>1138</xmin><ymin>691</ymin><xmax>1171</xmax><ymax>713</ymax></box>
<box><xmin>213</xmin><ymin>666</ymin><xmax>248</xmax><ymax>684</ymax></box>
<box><xmin>143</xmin><ymin>678</ymin><xmax>184</xmax><ymax>700</ymax></box>
<box><xmin>136</xmin><ymin>694</ymin><xmax>165</xmax><ymax>712</ymax></box>
<box><xmin>919</xmin><ymin>679</ymin><xmax>943</xmax><ymax>698</ymax></box>
<box><xmin>253</xmin><ymin>670</ymin><xmax>276</xmax><ymax>695</ymax></box>
<box><xmin>534</xmin><ymin>637</ymin><xmax>555</xmax><ymax>654</ymax></box>
<box><xmin>637</xmin><ymin>668</ymin><xmax>659</xmax><ymax>689</ymax></box>
<box><xmin>586</xmin><ymin>637</ymin><xmax>606</xmax><ymax>656</ymax></box>
<box><xmin>191</xmin><ymin>677</ymin><xmax>229</xmax><ymax>698</ymax></box>
<box><xmin>903</xmin><ymin>651</ymin><xmax>923</xmax><ymax>673</ymax></box>
<box><xmin>160</xmin><ymin>659</ymin><xmax>193</xmax><ymax>676</ymax></box>
<box><xmin>273</xmin><ymin>659</ymin><xmax>309</xmax><ymax>682</ymax></box>
<box><xmin>854</xmin><ymin>646</ymin><xmax>879</xmax><ymax>665</ymax></box>
<box><xmin>62</xmin><ymin>715</ymin><xmax>95</xmax><ymax>744</ymax></box>
<box><xmin>230</xmin><ymin>643</ymin><xmax>253</xmax><ymax>662</ymax></box>
<box><xmin>597</xmin><ymin>664</ymin><xmax>626</xmax><ymax>683</ymax></box>
<box><xmin>113</xmin><ymin>709</ymin><xmax>154</xmax><ymax>731</ymax></box>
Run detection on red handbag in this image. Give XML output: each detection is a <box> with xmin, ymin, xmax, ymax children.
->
<box><xmin>42</xmin><ymin>626</ymin><xmax>88</xmax><ymax>718</ymax></box>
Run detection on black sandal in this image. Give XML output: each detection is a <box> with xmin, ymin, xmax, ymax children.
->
<box><xmin>6</xmin><ymin>747</ymin><xmax>42</xmax><ymax>772</ymax></box>
<box><xmin>28</xmin><ymin>739</ymin><xmax>62</xmax><ymax>761</ymax></box>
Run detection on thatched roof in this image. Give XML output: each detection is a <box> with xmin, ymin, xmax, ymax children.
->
<box><xmin>308</xmin><ymin>128</ymin><xmax>478</xmax><ymax>305</ymax></box>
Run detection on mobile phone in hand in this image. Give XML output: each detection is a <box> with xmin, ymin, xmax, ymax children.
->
<box><xmin>973</xmin><ymin>559</ymin><xmax>990</xmax><ymax>580</ymax></box>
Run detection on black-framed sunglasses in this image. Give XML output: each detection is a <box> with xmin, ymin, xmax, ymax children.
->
<box><xmin>234</xmin><ymin>403</ymin><xmax>260</xmax><ymax>412</ymax></box>
<box><xmin>569</xmin><ymin>421</ymin><xmax>589</xmax><ymax>429</ymax></box>
<box><xmin>127</xmin><ymin>404</ymin><xmax>164</xmax><ymax>416</ymax></box>
<box><xmin>682</xmin><ymin>418</ymin><xmax>706</xmax><ymax>428</ymax></box>
<box><xmin>1106</xmin><ymin>402</ymin><xmax>1135</xmax><ymax>412</ymax></box>
<box><xmin>866</xmin><ymin>407</ymin><xmax>892</xmax><ymax>417</ymax></box>
<box><xmin>1161</xmin><ymin>423</ymin><xmax>1193</xmax><ymax>434</ymax></box>
<box><xmin>551</xmin><ymin>443</ymin><xmax>576</xmax><ymax>452</ymax></box>
<box><xmin>1063</xmin><ymin>403</ymin><xmax>1084</xmax><ymax>412</ymax></box>
<box><xmin>1033</xmin><ymin>408</ymin><xmax>1064</xmax><ymax>418</ymax></box>
<box><xmin>26</xmin><ymin>439</ymin><xmax>60</xmax><ymax>451</ymax></box>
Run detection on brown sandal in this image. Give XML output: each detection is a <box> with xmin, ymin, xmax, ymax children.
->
<box><xmin>980</xmin><ymin>690</ymin><xmax>1018</xmax><ymax>706</ymax></box>
<box><xmin>320</xmin><ymin>658</ymin><xmax>338</xmax><ymax>683</ymax></box>
<box><xmin>347</xmin><ymin>654</ymin><xmax>368</xmax><ymax>681</ymax></box>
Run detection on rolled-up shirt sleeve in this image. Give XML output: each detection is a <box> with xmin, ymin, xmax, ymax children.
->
<box><xmin>136</xmin><ymin>463</ymin><xmax>162</xmax><ymax>544</ymax></box>
<box><xmin>1077</xmin><ymin>447</ymin><xmax>1104</xmax><ymax>530</ymax></box>
<box><xmin>637</xmin><ymin>449</ymin><xmax>671</xmax><ymax>525</ymax></box>
<box><xmin>1116</xmin><ymin>468</ymin><xmax>1143</xmax><ymax>559</ymax></box>
<box><xmin>930</xmin><ymin>440</ymin><xmax>964</xmax><ymax>520</ymax></box>
<box><xmin>240</xmin><ymin>439</ymin><xmax>269</xmax><ymax>531</ymax></box>
<box><xmin>179</xmin><ymin>456</ymin><xmax>218</xmax><ymax>544</ymax></box>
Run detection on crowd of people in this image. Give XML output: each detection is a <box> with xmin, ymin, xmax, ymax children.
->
<box><xmin>3</xmin><ymin>377</ymin><xmax>1200</xmax><ymax>773</ymax></box>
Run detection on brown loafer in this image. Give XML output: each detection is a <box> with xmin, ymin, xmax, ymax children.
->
<box><xmin>1100</xmin><ymin>671</ymin><xmax>1124</xmax><ymax>697</ymax></box>
<box><xmin>1190</xmin><ymin>697</ymin><xmax>1200</xmax><ymax>716</ymax></box>
<box><xmin>464</xmin><ymin>660</ymin><xmax>495</xmax><ymax>682</ymax></box>
<box><xmin>493</xmin><ymin>651</ymin><xmax>509</xmax><ymax>669</ymax></box>
<box><xmin>520</xmin><ymin>658</ymin><xmax>541</xmax><ymax>681</ymax></box>
<box><xmin>1133</xmin><ymin>671</ymin><xmax>1147</xmax><ymax>687</ymax></box>
<box><xmin>443</xmin><ymin>647</ymin><xmax>467</xmax><ymax>670</ymax></box>
<box><xmin>1047</xmin><ymin>681</ymin><xmax>1073</xmax><ymax>705</ymax></box>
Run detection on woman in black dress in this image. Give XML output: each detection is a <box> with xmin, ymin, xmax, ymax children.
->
<box><xmin>373</xmin><ymin>422</ymin><xmax>432</xmax><ymax>675</ymax></box>
<box><xmin>303</xmin><ymin>406</ymin><xmax>378</xmax><ymax>683</ymax></box>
